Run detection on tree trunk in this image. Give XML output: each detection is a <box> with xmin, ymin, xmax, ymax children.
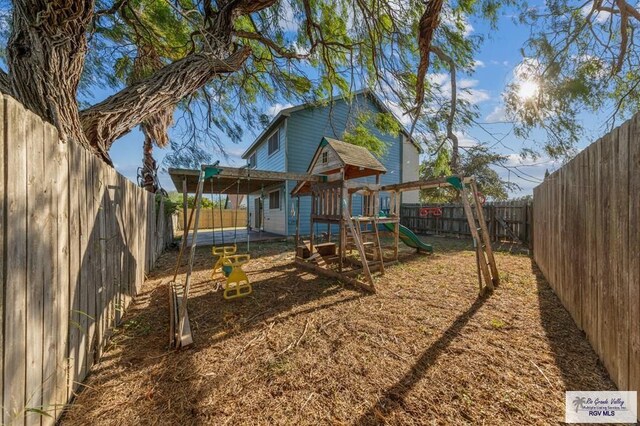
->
<box><xmin>2</xmin><ymin>0</ymin><xmax>273</xmax><ymax>164</ymax></box>
<box><xmin>141</xmin><ymin>134</ymin><xmax>158</xmax><ymax>193</ymax></box>
<box><xmin>8</xmin><ymin>1</ymin><xmax>105</xmax><ymax>158</ymax></box>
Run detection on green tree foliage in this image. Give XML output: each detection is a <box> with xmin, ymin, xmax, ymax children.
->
<box><xmin>156</xmin><ymin>193</ymin><xmax>181</xmax><ymax>216</ymax></box>
<box><xmin>166</xmin><ymin>192</ymin><xmax>222</xmax><ymax>209</ymax></box>
<box><xmin>419</xmin><ymin>145</ymin><xmax>517</xmax><ymax>202</ymax></box>
<box><xmin>0</xmin><ymin>0</ymin><xmax>527</xmax><ymax>194</ymax></box>
<box><xmin>342</xmin><ymin>112</ymin><xmax>400</xmax><ymax>157</ymax></box>
<box><xmin>507</xmin><ymin>0</ymin><xmax>640</xmax><ymax>159</ymax></box>
<box><xmin>0</xmin><ymin>0</ymin><xmax>516</xmax><ymax>164</ymax></box>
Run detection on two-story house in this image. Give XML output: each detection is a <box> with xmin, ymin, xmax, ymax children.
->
<box><xmin>241</xmin><ymin>89</ymin><xmax>422</xmax><ymax>236</ymax></box>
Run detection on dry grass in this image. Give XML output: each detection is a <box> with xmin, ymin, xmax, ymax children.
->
<box><xmin>60</xmin><ymin>237</ymin><xmax>614</xmax><ymax>425</ymax></box>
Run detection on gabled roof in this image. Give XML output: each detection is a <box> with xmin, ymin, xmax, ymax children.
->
<box><xmin>323</xmin><ymin>137</ymin><xmax>386</xmax><ymax>173</ymax></box>
<box><xmin>291</xmin><ymin>137</ymin><xmax>386</xmax><ymax>195</ymax></box>
<box><xmin>241</xmin><ymin>88</ymin><xmax>423</xmax><ymax>159</ymax></box>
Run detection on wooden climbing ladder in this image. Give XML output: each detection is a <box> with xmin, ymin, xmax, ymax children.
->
<box><xmin>460</xmin><ymin>180</ymin><xmax>500</xmax><ymax>293</ymax></box>
<box><xmin>344</xmin><ymin>216</ymin><xmax>384</xmax><ymax>291</ymax></box>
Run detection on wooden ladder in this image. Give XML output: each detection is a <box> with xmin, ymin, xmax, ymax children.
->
<box><xmin>460</xmin><ymin>180</ymin><xmax>500</xmax><ymax>293</ymax></box>
<box><xmin>345</xmin><ymin>217</ymin><xmax>380</xmax><ymax>291</ymax></box>
<box><xmin>369</xmin><ymin>217</ymin><xmax>385</xmax><ymax>274</ymax></box>
<box><xmin>495</xmin><ymin>216</ymin><xmax>521</xmax><ymax>243</ymax></box>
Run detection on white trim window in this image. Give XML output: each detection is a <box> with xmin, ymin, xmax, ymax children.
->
<box><xmin>249</xmin><ymin>153</ymin><xmax>257</xmax><ymax>168</ymax></box>
<box><xmin>267</xmin><ymin>129</ymin><xmax>280</xmax><ymax>155</ymax></box>
<box><xmin>269</xmin><ymin>190</ymin><xmax>281</xmax><ymax>210</ymax></box>
<box><xmin>322</xmin><ymin>151</ymin><xmax>328</xmax><ymax>163</ymax></box>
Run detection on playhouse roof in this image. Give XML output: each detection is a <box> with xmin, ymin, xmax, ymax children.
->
<box><xmin>291</xmin><ymin>137</ymin><xmax>386</xmax><ymax>195</ymax></box>
<box><xmin>322</xmin><ymin>138</ymin><xmax>387</xmax><ymax>173</ymax></box>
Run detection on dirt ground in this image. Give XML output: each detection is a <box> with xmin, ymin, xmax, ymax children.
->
<box><xmin>60</xmin><ymin>237</ymin><xmax>615</xmax><ymax>425</ymax></box>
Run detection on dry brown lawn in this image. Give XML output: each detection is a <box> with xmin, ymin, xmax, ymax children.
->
<box><xmin>60</xmin><ymin>238</ymin><xmax>614</xmax><ymax>425</ymax></box>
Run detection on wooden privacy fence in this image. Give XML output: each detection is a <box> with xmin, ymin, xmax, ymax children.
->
<box><xmin>533</xmin><ymin>114</ymin><xmax>639</xmax><ymax>415</ymax></box>
<box><xmin>177</xmin><ymin>208</ymin><xmax>247</xmax><ymax>230</ymax></box>
<box><xmin>400</xmin><ymin>201</ymin><xmax>533</xmax><ymax>245</ymax></box>
<box><xmin>0</xmin><ymin>95</ymin><xmax>173</xmax><ymax>425</ymax></box>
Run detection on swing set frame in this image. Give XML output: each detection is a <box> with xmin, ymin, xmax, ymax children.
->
<box><xmin>168</xmin><ymin>165</ymin><xmax>322</xmax><ymax>348</ymax></box>
<box><xmin>168</xmin><ymin>164</ymin><xmax>499</xmax><ymax>349</ymax></box>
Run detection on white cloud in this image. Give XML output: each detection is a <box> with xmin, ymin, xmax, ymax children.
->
<box><xmin>502</xmin><ymin>153</ymin><xmax>561</xmax><ymax>168</ymax></box>
<box><xmin>486</xmin><ymin>105</ymin><xmax>508</xmax><ymax>123</ymax></box>
<box><xmin>458</xmin><ymin>79</ymin><xmax>491</xmax><ymax>104</ymax></box>
<box><xmin>428</xmin><ymin>73</ymin><xmax>449</xmax><ymax>86</ymax></box>
<box><xmin>278</xmin><ymin>2</ymin><xmax>298</xmax><ymax>31</ymax></box>
<box><xmin>431</xmin><ymin>76</ymin><xmax>491</xmax><ymax>105</ymax></box>
<box><xmin>459</xmin><ymin>79</ymin><xmax>479</xmax><ymax>89</ymax></box>
<box><xmin>473</xmin><ymin>60</ymin><xmax>485</xmax><ymax>69</ymax></box>
<box><xmin>293</xmin><ymin>43</ymin><xmax>310</xmax><ymax>56</ymax></box>
<box><xmin>461</xmin><ymin>89</ymin><xmax>491</xmax><ymax>104</ymax></box>
<box><xmin>441</xmin><ymin>10</ymin><xmax>474</xmax><ymax>36</ymax></box>
<box><xmin>456</xmin><ymin>132</ymin><xmax>479</xmax><ymax>148</ymax></box>
<box><xmin>266</xmin><ymin>103</ymin><xmax>293</xmax><ymax>117</ymax></box>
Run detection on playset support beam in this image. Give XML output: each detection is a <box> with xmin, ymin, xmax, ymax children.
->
<box><xmin>381</xmin><ymin>176</ymin><xmax>472</xmax><ymax>192</ymax></box>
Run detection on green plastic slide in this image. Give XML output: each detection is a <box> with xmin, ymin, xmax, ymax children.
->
<box><xmin>382</xmin><ymin>222</ymin><xmax>434</xmax><ymax>253</ymax></box>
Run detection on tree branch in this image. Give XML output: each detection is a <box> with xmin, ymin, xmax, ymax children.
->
<box><xmin>80</xmin><ymin>47</ymin><xmax>251</xmax><ymax>151</ymax></box>
<box><xmin>431</xmin><ymin>46</ymin><xmax>460</xmax><ymax>173</ymax></box>
<box><xmin>234</xmin><ymin>30</ymin><xmax>308</xmax><ymax>59</ymax></box>
<box><xmin>414</xmin><ymin>0</ymin><xmax>444</xmax><ymax>108</ymax></box>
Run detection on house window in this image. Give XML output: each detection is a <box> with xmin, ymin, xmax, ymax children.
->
<box><xmin>249</xmin><ymin>153</ymin><xmax>257</xmax><ymax>168</ymax></box>
<box><xmin>268</xmin><ymin>129</ymin><xmax>280</xmax><ymax>155</ymax></box>
<box><xmin>269</xmin><ymin>190</ymin><xmax>281</xmax><ymax>210</ymax></box>
<box><xmin>322</xmin><ymin>151</ymin><xmax>328</xmax><ymax>163</ymax></box>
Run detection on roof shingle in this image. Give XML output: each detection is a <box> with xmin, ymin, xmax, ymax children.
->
<box><xmin>323</xmin><ymin>137</ymin><xmax>387</xmax><ymax>173</ymax></box>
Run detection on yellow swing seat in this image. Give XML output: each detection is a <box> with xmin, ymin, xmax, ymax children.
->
<box><xmin>222</xmin><ymin>257</ymin><xmax>252</xmax><ymax>300</ymax></box>
<box><xmin>211</xmin><ymin>245</ymin><xmax>238</xmax><ymax>278</ymax></box>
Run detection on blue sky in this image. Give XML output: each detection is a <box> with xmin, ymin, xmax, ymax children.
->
<box><xmin>101</xmin><ymin>7</ymin><xmax>614</xmax><ymax>198</ymax></box>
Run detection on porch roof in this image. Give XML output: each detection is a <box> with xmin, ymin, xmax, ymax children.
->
<box><xmin>168</xmin><ymin>166</ymin><xmax>323</xmax><ymax>195</ymax></box>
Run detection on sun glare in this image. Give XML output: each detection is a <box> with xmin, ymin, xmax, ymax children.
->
<box><xmin>517</xmin><ymin>80</ymin><xmax>539</xmax><ymax>100</ymax></box>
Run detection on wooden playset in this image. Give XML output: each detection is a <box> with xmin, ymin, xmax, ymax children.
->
<box><xmin>167</xmin><ymin>137</ymin><xmax>499</xmax><ymax>348</ymax></box>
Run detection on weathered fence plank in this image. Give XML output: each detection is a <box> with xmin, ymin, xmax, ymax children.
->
<box><xmin>3</xmin><ymin>97</ymin><xmax>28</xmax><ymax>425</ymax></box>
<box><xmin>177</xmin><ymin>208</ymin><xmax>247</xmax><ymax>230</ymax></box>
<box><xmin>25</xmin><ymin>110</ymin><xmax>45</xmax><ymax>426</ymax></box>
<box><xmin>0</xmin><ymin>84</ymin><xmax>5</xmax><ymax>426</ymax></box>
<box><xmin>67</xmin><ymin>134</ymin><xmax>81</xmax><ymax>397</ymax></box>
<box><xmin>39</xmin><ymin>122</ymin><xmax>59</xmax><ymax>426</ymax></box>
<box><xmin>533</xmin><ymin>113</ymin><xmax>639</xmax><ymax>418</ymax></box>
<box><xmin>616</xmin><ymin>120</ymin><xmax>630</xmax><ymax>390</ymax></box>
<box><xmin>52</xmin><ymin>124</ymin><xmax>69</xmax><ymax>421</ymax></box>
<box><xmin>629</xmin><ymin>114</ymin><xmax>640</xmax><ymax>417</ymax></box>
<box><xmin>0</xmin><ymin>94</ymin><xmax>174</xmax><ymax>425</ymax></box>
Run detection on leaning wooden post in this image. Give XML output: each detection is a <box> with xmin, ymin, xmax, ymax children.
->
<box><xmin>173</xmin><ymin>188</ymin><xmax>197</xmax><ymax>282</ymax></box>
<box><xmin>339</xmin><ymin>184</ymin><xmax>345</xmax><ymax>272</ymax></box>
<box><xmin>178</xmin><ymin>169</ymin><xmax>205</xmax><ymax>347</ymax></box>
<box><xmin>310</xmin><ymin>189</ymin><xmax>315</xmax><ymax>254</ymax></box>
<box><xmin>182</xmin><ymin>177</ymin><xmax>188</xmax><ymax>234</ymax></box>
<box><xmin>474</xmin><ymin>238</ymin><xmax>483</xmax><ymax>294</ymax></box>
<box><xmin>471</xmin><ymin>181</ymin><xmax>499</xmax><ymax>286</ymax></box>
<box><xmin>460</xmin><ymin>184</ymin><xmax>494</xmax><ymax>292</ymax></box>
<box><xmin>394</xmin><ymin>190</ymin><xmax>400</xmax><ymax>261</ymax></box>
<box><xmin>295</xmin><ymin>195</ymin><xmax>301</xmax><ymax>247</ymax></box>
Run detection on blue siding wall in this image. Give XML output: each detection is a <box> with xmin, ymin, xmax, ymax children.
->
<box><xmin>286</xmin><ymin>93</ymin><xmax>403</xmax><ymax>236</ymax></box>
<box><xmin>246</xmin><ymin>123</ymin><xmax>287</xmax><ymax>233</ymax></box>
<box><xmin>252</xmin><ymin>123</ymin><xmax>286</xmax><ymax>172</ymax></box>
